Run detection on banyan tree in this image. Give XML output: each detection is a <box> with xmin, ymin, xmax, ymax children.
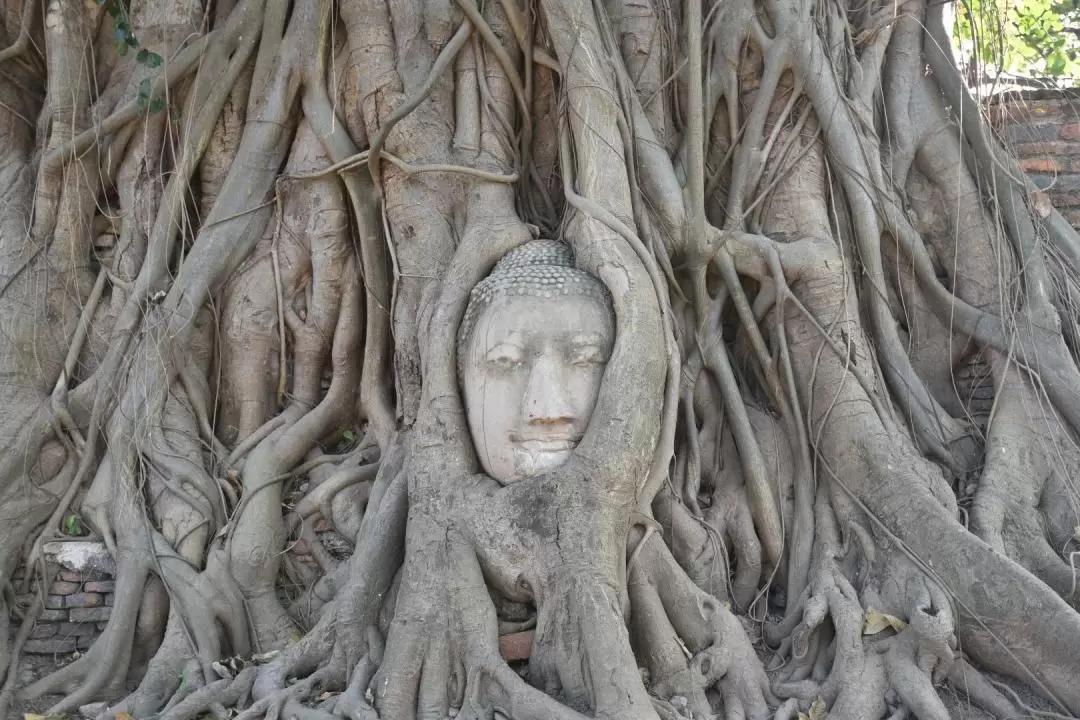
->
<box><xmin>2</xmin><ymin>0</ymin><xmax>1080</xmax><ymax>718</ymax></box>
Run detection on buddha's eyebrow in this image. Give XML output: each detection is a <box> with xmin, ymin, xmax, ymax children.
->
<box><xmin>485</xmin><ymin>341</ymin><xmax>525</xmax><ymax>355</ymax></box>
<box><xmin>568</xmin><ymin>333</ymin><xmax>608</xmax><ymax>345</ymax></box>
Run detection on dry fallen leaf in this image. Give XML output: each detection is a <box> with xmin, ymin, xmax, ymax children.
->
<box><xmin>1029</xmin><ymin>189</ymin><xmax>1053</xmax><ymax>219</ymax></box>
<box><xmin>863</xmin><ymin>607</ymin><xmax>906</xmax><ymax>635</ymax></box>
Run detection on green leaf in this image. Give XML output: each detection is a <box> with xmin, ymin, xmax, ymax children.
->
<box><xmin>136</xmin><ymin>78</ymin><xmax>152</xmax><ymax>110</ymax></box>
<box><xmin>136</xmin><ymin>48</ymin><xmax>162</xmax><ymax>68</ymax></box>
<box><xmin>149</xmin><ymin>96</ymin><xmax>166</xmax><ymax>114</ymax></box>
<box><xmin>63</xmin><ymin>513</ymin><xmax>84</xmax><ymax>536</ymax></box>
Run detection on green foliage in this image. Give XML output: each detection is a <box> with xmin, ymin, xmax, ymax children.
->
<box><xmin>98</xmin><ymin>0</ymin><xmax>166</xmax><ymax>112</ymax></box>
<box><xmin>953</xmin><ymin>0</ymin><xmax>1080</xmax><ymax>79</ymax></box>
<box><xmin>62</xmin><ymin>513</ymin><xmax>85</xmax><ymax>537</ymax></box>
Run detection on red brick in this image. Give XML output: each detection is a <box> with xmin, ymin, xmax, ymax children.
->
<box><xmin>50</xmin><ymin>580</ymin><xmax>80</xmax><ymax>595</ymax></box>
<box><xmin>498</xmin><ymin>631</ymin><xmax>534</xmax><ymax>661</ymax></box>
<box><xmin>1020</xmin><ymin>157</ymin><xmax>1061</xmax><ymax>173</ymax></box>
<box><xmin>69</xmin><ymin>607</ymin><xmax>111</xmax><ymax>623</ymax></box>
<box><xmin>1062</xmin><ymin>123</ymin><xmax>1080</xmax><ymax>141</ymax></box>
<box><xmin>1013</xmin><ymin>141</ymin><xmax>1080</xmax><ymax>157</ymax></box>
<box><xmin>84</xmin><ymin>580</ymin><xmax>115</xmax><ymax>593</ymax></box>
<box><xmin>58</xmin><ymin>570</ymin><xmax>83</xmax><ymax>582</ymax></box>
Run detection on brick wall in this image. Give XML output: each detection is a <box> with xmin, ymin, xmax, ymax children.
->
<box><xmin>9</xmin><ymin>541</ymin><xmax>115</xmax><ymax>655</ymax></box>
<box><xmin>988</xmin><ymin>88</ymin><xmax>1080</xmax><ymax>229</ymax></box>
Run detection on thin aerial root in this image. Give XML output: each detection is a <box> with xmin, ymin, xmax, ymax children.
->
<box><xmin>945</xmin><ymin>658</ymin><xmax>1021</xmax><ymax>720</ymax></box>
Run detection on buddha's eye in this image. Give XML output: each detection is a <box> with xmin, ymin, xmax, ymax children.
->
<box><xmin>569</xmin><ymin>346</ymin><xmax>607</xmax><ymax>366</ymax></box>
<box><xmin>486</xmin><ymin>345</ymin><xmax>525</xmax><ymax>370</ymax></box>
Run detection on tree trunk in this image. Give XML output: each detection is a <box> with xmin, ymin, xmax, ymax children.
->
<box><xmin>2</xmin><ymin>0</ymin><xmax>1079</xmax><ymax>718</ymax></box>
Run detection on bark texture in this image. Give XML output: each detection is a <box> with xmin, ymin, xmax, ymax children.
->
<box><xmin>2</xmin><ymin>0</ymin><xmax>1080</xmax><ymax>719</ymax></box>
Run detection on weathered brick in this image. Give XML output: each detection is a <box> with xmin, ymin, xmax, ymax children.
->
<box><xmin>39</xmin><ymin>608</ymin><xmax>69</xmax><ymax>622</ymax></box>
<box><xmin>1029</xmin><ymin>174</ymin><xmax>1080</xmax><ymax>192</ymax></box>
<box><xmin>1063</xmin><ymin>123</ymin><xmax>1080</xmax><ymax>141</ymax></box>
<box><xmin>22</xmin><ymin>637</ymin><xmax>77</xmax><ymax>654</ymax></box>
<box><xmin>83</xmin><ymin>580</ymin><xmax>115</xmax><ymax>594</ymax></box>
<box><xmin>58</xmin><ymin>621</ymin><xmax>99</xmax><ymax>636</ymax></box>
<box><xmin>1008</xmin><ymin>123</ymin><xmax>1061</xmax><ymax>143</ymax></box>
<box><xmin>44</xmin><ymin>595</ymin><xmax>67</xmax><ymax>610</ymax></box>
<box><xmin>1019</xmin><ymin>157</ymin><xmax>1061</xmax><ymax>173</ymax></box>
<box><xmin>1013</xmin><ymin>141</ymin><xmax>1080</xmax><ymax>157</ymax></box>
<box><xmin>29</xmin><ymin>624</ymin><xmax>58</xmax><ymax>639</ymax></box>
<box><xmin>77</xmin><ymin>635</ymin><xmax>94</xmax><ymax>651</ymax></box>
<box><xmin>498</xmin><ymin>631</ymin><xmax>534</xmax><ymax>662</ymax></box>
<box><xmin>69</xmin><ymin>606</ymin><xmax>112</xmax><ymax>623</ymax></box>
<box><xmin>1063</xmin><ymin>208</ymin><xmax>1080</xmax><ymax>227</ymax></box>
<box><xmin>104</xmin><ymin>593</ymin><xmax>115</xmax><ymax>606</ymax></box>
<box><xmin>1027</xmin><ymin>102</ymin><xmax>1062</xmax><ymax>120</ymax></box>
<box><xmin>63</xmin><ymin>592</ymin><xmax>104</xmax><ymax>608</ymax></box>
<box><xmin>50</xmin><ymin>580</ymin><xmax>80</xmax><ymax>595</ymax></box>
<box><xmin>1052</xmin><ymin>190</ymin><xmax>1080</xmax><ymax>207</ymax></box>
<box><xmin>57</xmin><ymin>570</ymin><xmax>83</xmax><ymax>582</ymax></box>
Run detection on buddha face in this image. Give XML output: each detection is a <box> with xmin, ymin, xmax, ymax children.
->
<box><xmin>462</xmin><ymin>293</ymin><xmax>615</xmax><ymax>484</ymax></box>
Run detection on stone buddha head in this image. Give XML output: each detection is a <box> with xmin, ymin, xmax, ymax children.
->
<box><xmin>458</xmin><ymin>241</ymin><xmax>615</xmax><ymax>485</ymax></box>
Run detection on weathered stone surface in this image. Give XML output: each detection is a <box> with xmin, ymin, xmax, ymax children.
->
<box><xmin>84</xmin><ymin>580</ymin><xmax>115</xmax><ymax>593</ymax></box>
<box><xmin>40</xmin><ymin>608</ymin><xmax>69</xmax><ymax>622</ymax></box>
<box><xmin>29</xmin><ymin>624</ymin><xmax>58</xmax><ymax>639</ymax></box>
<box><xmin>460</xmin><ymin>241</ymin><xmax>614</xmax><ymax>485</ymax></box>
<box><xmin>43</xmin><ymin>540</ymin><xmax>116</xmax><ymax>575</ymax></box>
<box><xmin>23</xmin><ymin>637</ymin><xmax>77</xmax><ymax>654</ymax></box>
<box><xmin>63</xmin><ymin>592</ymin><xmax>104</xmax><ymax>608</ymax></box>
<box><xmin>51</xmin><ymin>580</ymin><xmax>81</xmax><ymax>595</ymax></box>
<box><xmin>69</xmin><ymin>606</ymin><xmax>112</xmax><ymax>623</ymax></box>
<box><xmin>44</xmin><ymin>595</ymin><xmax>67</xmax><ymax>610</ymax></box>
<box><xmin>59</xmin><ymin>621</ymin><xmax>100</xmax><ymax>636</ymax></box>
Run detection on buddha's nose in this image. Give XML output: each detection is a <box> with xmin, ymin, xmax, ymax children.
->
<box><xmin>524</xmin><ymin>357</ymin><xmax>575</xmax><ymax>425</ymax></box>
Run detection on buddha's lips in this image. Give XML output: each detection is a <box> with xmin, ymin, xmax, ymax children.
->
<box><xmin>512</xmin><ymin>437</ymin><xmax>579</xmax><ymax>452</ymax></box>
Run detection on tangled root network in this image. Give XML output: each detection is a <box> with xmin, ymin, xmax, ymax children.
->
<box><xmin>1</xmin><ymin>0</ymin><xmax>1080</xmax><ymax>719</ymax></box>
